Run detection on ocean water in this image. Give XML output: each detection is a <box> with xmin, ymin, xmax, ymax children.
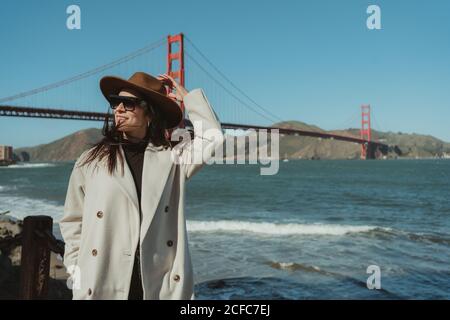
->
<box><xmin>1</xmin><ymin>159</ymin><xmax>449</xmax><ymax>299</ymax></box>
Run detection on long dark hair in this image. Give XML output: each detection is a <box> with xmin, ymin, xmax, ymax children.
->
<box><xmin>79</xmin><ymin>101</ymin><xmax>173</xmax><ymax>175</ymax></box>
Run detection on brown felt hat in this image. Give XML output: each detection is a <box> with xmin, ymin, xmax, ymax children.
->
<box><xmin>100</xmin><ymin>72</ymin><xmax>183</xmax><ymax>129</ymax></box>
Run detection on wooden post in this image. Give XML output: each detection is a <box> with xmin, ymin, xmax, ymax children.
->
<box><xmin>19</xmin><ymin>215</ymin><xmax>53</xmax><ymax>300</ymax></box>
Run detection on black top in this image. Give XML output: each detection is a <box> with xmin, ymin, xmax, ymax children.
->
<box><xmin>122</xmin><ymin>139</ymin><xmax>147</xmax><ymax>222</ymax></box>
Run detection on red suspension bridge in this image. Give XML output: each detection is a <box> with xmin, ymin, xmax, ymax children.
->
<box><xmin>0</xmin><ymin>33</ymin><xmax>398</xmax><ymax>159</ymax></box>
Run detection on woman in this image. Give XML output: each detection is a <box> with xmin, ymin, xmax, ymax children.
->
<box><xmin>60</xmin><ymin>71</ymin><xmax>224</xmax><ymax>300</ymax></box>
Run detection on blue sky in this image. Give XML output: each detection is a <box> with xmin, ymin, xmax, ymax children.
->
<box><xmin>1</xmin><ymin>0</ymin><xmax>449</xmax><ymax>148</ymax></box>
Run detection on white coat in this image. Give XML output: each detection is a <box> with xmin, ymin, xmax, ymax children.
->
<box><xmin>60</xmin><ymin>88</ymin><xmax>224</xmax><ymax>300</ymax></box>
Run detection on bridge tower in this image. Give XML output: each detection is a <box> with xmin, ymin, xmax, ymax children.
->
<box><xmin>167</xmin><ymin>33</ymin><xmax>185</xmax><ymax>128</ymax></box>
<box><xmin>360</xmin><ymin>104</ymin><xmax>372</xmax><ymax>159</ymax></box>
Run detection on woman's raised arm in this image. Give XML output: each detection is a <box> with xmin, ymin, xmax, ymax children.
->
<box><xmin>157</xmin><ymin>74</ymin><xmax>224</xmax><ymax>180</ymax></box>
<box><xmin>177</xmin><ymin>88</ymin><xmax>224</xmax><ymax>179</ymax></box>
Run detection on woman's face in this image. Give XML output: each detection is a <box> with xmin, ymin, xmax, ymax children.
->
<box><xmin>114</xmin><ymin>89</ymin><xmax>151</xmax><ymax>134</ymax></box>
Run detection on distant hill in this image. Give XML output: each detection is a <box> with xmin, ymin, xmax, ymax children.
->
<box><xmin>12</xmin><ymin>122</ymin><xmax>450</xmax><ymax>162</ymax></box>
<box><xmin>271</xmin><ymin>121</ymin><xmax>450</xmax><ymax>160</ymax></box>
<box><xmin>272</xmin><ymin>121</ymin><xmax>362</xmax><ymax>160</ymax></box>
<box><xmin>14</xmin><ymin>128</ymin><xmax>102</xmax><ymax>162</ymax></box>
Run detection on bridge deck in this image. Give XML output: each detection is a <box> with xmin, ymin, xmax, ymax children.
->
<box><xmin>0</xmin><ymin>105</ymin><xmax>387</xmax><ymax>149</ymax></box>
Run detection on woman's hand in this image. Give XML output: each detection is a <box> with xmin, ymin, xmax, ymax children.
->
<box><xmin>157</xmin><ymin>73</ymin><xmax>188</xmax><ymax>103</ymax></box>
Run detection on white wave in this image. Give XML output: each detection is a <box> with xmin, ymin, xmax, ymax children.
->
<box><xmin>0</xmin><ymin>194</ymin><xmax>64</xmax><ymax>222</ymax></box>
<box><xmin>0</xmin><ymin>198</ymin><xmax>386</xmax><ymax>238</ymax></box>
<box><xmin>0</xmin><ymin>185</ymin><xmax>18</xmax><ymax>192</ymax></box>
<box><xmin>187</xmin><ymin>220</ymin><xmax>386</xmax><ymax>236</ymax></box>
<box><xmin>1</xmin><ymin>163</ymin><xmax>56</xmax><ymax>169</ymax></box>
<box><xmin>271</xmin><ymin>261</ymin><xmax>322</xmax><ymax>272</ymax></box>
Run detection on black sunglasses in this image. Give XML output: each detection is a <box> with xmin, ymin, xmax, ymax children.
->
<box><xmin>108</xmin><ymin>94</ymin><xmax>147</xmax><ymax>111</ymax></box>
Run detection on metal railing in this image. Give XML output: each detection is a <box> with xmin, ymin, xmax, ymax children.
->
<box><xmin>0</xmin><ymin>215</ymin><xmax>65</xmax><ymax>299</ymax></box>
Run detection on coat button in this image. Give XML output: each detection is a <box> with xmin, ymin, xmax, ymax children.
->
<box><xmin>173</xmin><ymin>274</ymin><xmax>181</xmax><ymax>282</ymax></box>
<box><xmin>96</xmin><ymin>211</ymin><xmax>103</xmax><ymax>218</ymax></box>
<box><xmin>167</xmin><ymin>240</ymin><xmax>173</xmax><ymax>247</ymax></box>
<box><xmin>165</xmin><ymin>206</ymin><xmax>169</xmax><ymax>212</ymax></box>
<box><xmin>92</xmin><ymin>249</ymin><xmax>98</xmax><ymax>256</ymax></box>
<box><xmin>88</xmin><ymin>288</ymin><xmax>92</xmax><ymax>296</ymax></box>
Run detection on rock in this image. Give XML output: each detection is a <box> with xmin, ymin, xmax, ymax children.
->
<box><xmin>0</xmin><ymin>218</ymin><xmax>23</xmax><ymax>238</ymax></box>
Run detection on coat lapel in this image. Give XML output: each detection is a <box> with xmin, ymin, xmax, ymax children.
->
<box><xmin>113</xmin><ymin>145</ymin><xmax>140</xmax><ymax>213</ymax></box>
<box><xmin>140</xmin><ymin>145</ymin><xmax>174</xmax><ymax>242</ymax></box>
<box><xmin>113</xmin><ymin>143</ymin><xmax>174</xmax><ymax>243</ymax></box>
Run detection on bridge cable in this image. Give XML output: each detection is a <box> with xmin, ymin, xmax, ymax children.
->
<box><xmin>0</xmin><ymin>37</ymin><xmax>166</xmax><ymax>104</ymax></box>
<box><xmin>185</xmin><ymin>51</ymin><xmax>280</xmax><ymax>124</ymax></box>
<box><xmin>185</xmin><ymin>35</ymin><xmax>286</xmax><ymax>124</ymax></box>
